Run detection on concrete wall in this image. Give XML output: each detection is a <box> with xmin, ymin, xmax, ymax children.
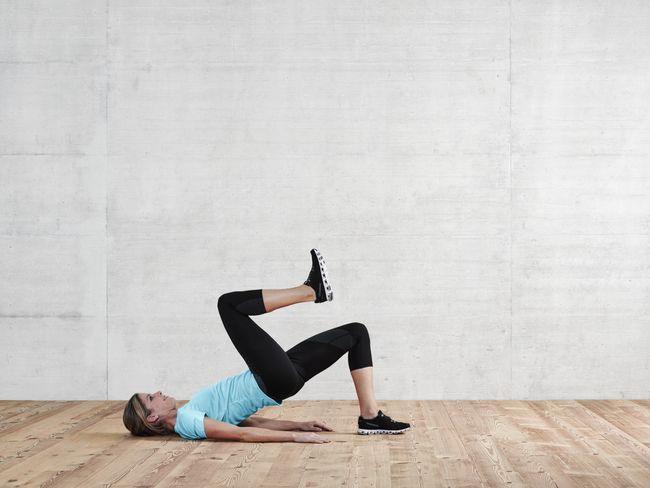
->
<box><xmin>1</xmin><ymin>0</ymin><xmax>649</xmax><ymax>401</ymax></box>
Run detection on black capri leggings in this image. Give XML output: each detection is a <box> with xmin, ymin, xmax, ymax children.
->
<box><xmin>217</xmin><ymin>289</ymin><xmax>373</xmax><ymax>403</ymax></box>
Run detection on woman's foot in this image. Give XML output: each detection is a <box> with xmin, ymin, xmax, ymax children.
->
<box><xmin>303</xmin><ymin>248</ymin><xmax>334</xmax><ymax>303</ymax></box>
<box><xmin>357</xmin><ymin>410</ymin><xmax>411</xmax><ymax>435</ymax></box>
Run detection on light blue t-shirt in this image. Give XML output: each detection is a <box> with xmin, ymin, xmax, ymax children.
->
<box><xmin>174</xmin><ymin>369</ymin><xmax>281</xmax><ymax>440</ymax></box>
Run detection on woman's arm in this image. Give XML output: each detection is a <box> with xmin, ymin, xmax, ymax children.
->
<box><xmin>249</xmin><ymin>416</ymin><xmax>301</xmax><ymax>431</ymax></box>
<box><xmin>242</xmin><ymin>427</ymin><xmax>329</xmax><ymax>443</ymax></box>
<box><xmin>246</xmin><ymin>416</ymin><xmax>333</xmax><ymax>432</ymax></box>
<box><xmin>205</xmin><ymin>417</ymin><xmax>295</xmax><ymax>442</ymax></box>
<box><xmin>239</xmin><ymin>426</ymin><xmax>298</xmax><ymax>442</ymax></box>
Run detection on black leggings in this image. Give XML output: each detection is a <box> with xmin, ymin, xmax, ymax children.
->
<box><xmin>217</xmin><ymin>289</ymin><xmax>373</xmax><ymax>403</ymax></box>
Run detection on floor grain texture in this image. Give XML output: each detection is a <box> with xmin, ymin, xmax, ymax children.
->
<box><xmin>1</xmin><ymin>399</ymin><xmax>649</xmax><ymax>487</ymax></box>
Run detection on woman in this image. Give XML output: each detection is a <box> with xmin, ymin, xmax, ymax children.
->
<box><xmin>123</xmin><ymin>249</ymin><xmax>410</xmax><ymax>443</ymax></box>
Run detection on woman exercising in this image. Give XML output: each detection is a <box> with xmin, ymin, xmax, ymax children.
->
<box><xmin>123</xmin><ymin>249</ymin><xmax>410</xmax><ymax>443</ymax></box>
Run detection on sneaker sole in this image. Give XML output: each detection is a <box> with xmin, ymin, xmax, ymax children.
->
<box><xmin>357</xmin><ymin>427</ymin><xmax>410</xmax><ymax>435</ymax></box>
<box><xmin>312</xmin><ymin>248</ymin><xmax>333</xmax><ymax>302</ymax></box>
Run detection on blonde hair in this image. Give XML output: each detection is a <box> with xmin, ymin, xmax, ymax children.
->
<box><xmin>123</xmin><ymin>393</ymin><xmax>171</xmax><ymax>437</ymax></box>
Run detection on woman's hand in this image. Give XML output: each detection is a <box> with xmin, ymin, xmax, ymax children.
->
<box><xmin>296</xmin><ymin>420</ymin><xmax>334</xmax><ymax>432</ymax></box>
<box><xmin>293</xmin><ymin>432</ymin><xmax>331</xmax><ymax>443</ymax></box>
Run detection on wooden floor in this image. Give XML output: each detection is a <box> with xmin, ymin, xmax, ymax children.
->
<box><xmin>1</xmin><ymin>399</ymin><xmax>649</xmax><ymax>487</ymax></box>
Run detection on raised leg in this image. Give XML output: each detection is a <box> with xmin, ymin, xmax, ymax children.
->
<box><xmin>262</xmin><ymin>284</ymin><xmax>315</xmax><ymax>313</ymax></box>
<box><xmin>217</xmin><ymin>289</ymin><xmax>309</xmax><ymax>402</ymax></box>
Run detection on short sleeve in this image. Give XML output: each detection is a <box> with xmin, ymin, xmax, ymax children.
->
<box><xmin>174</xmin><ymin>407</ymin><xmax>207</xmax><ymax>440</ymax></box>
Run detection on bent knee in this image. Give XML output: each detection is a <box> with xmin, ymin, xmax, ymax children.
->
<box><xmin>348</xmin><ymin>322</ymin><xmax>370</xmax><ymax>339</ymax></box>
<box><xmin>217</xmin><ymin>292</ymin><xmax>235</xmax><ymax>312</ymax></box>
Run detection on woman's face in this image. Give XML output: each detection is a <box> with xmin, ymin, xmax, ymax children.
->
<box><xmin>138</xmin><ymin>390</ymin><xmax>176</xmax><ymax>420</ymax></box>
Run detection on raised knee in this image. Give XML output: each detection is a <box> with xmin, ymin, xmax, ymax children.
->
<box><xmin>217</xmin><ymin>293</ymin><xmax>233</xmax><ymax>312</ymax></box>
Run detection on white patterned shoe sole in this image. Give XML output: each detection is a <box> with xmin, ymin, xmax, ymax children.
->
<box><xmin>357</xmin><ymin>427</ymin><xmax>410</xmax><ymax>435</ymax></box>
<box><xmin>313</xmin><ymin>248</ymin><xmax>334</xmax><ymax>302</ymax></box>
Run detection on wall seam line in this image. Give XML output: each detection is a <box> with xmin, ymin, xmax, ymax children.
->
<box><xmin>105</xmin><ymin>0</ymin><xmax>110</xmax><ymax>401</ymax></box>
<box><xmin>508</xmin><ymin>0</ymin><xmax>513</xmax><ymax>400</ymax></box>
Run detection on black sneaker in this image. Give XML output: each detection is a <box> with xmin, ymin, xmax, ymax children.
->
<box><xmin>357</xmin><ymin>410</ymin><xmax>410</xmax><ymax>435</ymax></box>
<box><xmin>303</xmin><ymin>248</ymin><xmax>333</xmax><ymax>303</ymax></box>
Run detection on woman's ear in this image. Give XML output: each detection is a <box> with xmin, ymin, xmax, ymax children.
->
<box><xmin>146</xmin><ymin>413</ymin><xmax>159</xmax><ymax>423</ymax></box>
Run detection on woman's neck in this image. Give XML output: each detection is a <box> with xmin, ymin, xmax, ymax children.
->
<box><xmin>160</xmin><ymin>409</ymin><xmax>177</xmax><ymax>432</ymax></box>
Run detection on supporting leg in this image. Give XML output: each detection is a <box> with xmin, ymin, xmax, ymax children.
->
<box><xmin>351</xmin><ymin>366</ymin><xmax>380</xmax><ymax>419</ymax></box>
<box><xmin>284</xmin><ymin>323</ymin><xmax>377</xmax><ymax>417</ymax></box>
<box><xmin>262</xmin><ymin>284</ymin><xmax>315</xmax><ymax>313</ymax></box>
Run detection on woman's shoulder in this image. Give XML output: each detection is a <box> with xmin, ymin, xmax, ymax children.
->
<box><xmin>174</xmin><ymin>406</ymin><xmax>207</xmax><ymax>439</ymax></box>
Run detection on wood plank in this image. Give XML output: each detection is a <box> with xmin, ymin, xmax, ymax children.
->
<box><xmin>445</xmin><ymin>401</ymin><xmax>526</xmax><ymax>486</ymax></box>
<box><xmin>0</xmin><ymin>401</ymin><xmax>76</xmax><ymax>435</ymax></box>
<box><xmin>0</xmin><ymin>401</ymin><xmax>35</xmax><ymax>417</ymax></box>
<box><xmin>576</xmin><ymin>401</ymin><xmax>650</xmax><ymax>462</ymax></box>
<box><xmin>619</xmin><ymin>401</ymin><xmax>650</xmax><ymax>426</ymax></box>
<box><xmin>439</xmin><ymin>401</ymin><xmax>488</xmax><ymax>486</ymax></box>
<box><xmin>0</xmin><ymin>401</ymin><xmax>123</xmax><ymax>474</ymax></box>
<box><xmin>580</xmin><ymin>401</ymin><xmax>650</xmax><ymax>443</ymax></box>
<box><xmin>403</xmin><ymin>400</ymin><xmax>445</xmax><ymax>488</ymax></box>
